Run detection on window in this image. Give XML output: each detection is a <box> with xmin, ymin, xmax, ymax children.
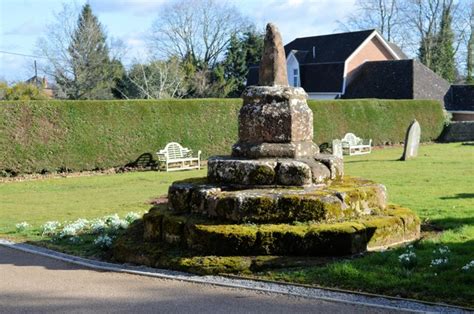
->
<box><xmin>293</xmin><ymin>69</ymin><xmax>299</xmax><ymax>87</ymax></box>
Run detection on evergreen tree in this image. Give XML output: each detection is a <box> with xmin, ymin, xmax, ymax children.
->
<box><xmin>56</xmin><ymin>4</ymin><xmax>117</xmax><ymax>99</ymax></box>
<box><xmin>242</xmin><ymin>30</ymin><xmax>264</xmax><ymax>67</ymax></box>
<box><xmin>467</xmin><ymin>26</ymin><xmax>473</xmax><ymax>84</ymax></box>
<box><xmin>432</xmin><ymin>1</ymin><xmax>456</xmax><ymax>82</ymax></box>
<box><xmin>222</xmin><ymin>29</ymin><xmax>264</xmax><ymax>97</ymax></box>
<box><xmin>223</xmin><ymin>34</ymin><xmax>247</xmax><ymax>97</ymax></box>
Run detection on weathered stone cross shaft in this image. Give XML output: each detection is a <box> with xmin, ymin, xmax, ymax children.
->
<box><xmin>232</xmin><ymin>23</ymin><xmax>317</xmax><ymax>159</ymax></box>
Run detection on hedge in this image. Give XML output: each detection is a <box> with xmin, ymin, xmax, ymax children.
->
<box><xmin>0</xmin><ymin>98</ymin><xmax>445</xmax><ymax>174</ymax></box>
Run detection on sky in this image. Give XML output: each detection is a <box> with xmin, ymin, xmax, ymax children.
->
<box><xmin>0</xmin><ymin>0</ymin><xmax>356</xmax><ymax>83</ymax></box>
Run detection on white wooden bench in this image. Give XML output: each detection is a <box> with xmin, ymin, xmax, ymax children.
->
<box><xmin>341</xmin><ymin>133</ymin><xmax>372</xmax><ymax>156</ymax></box>
<box><xmin>156</xmin><ymin>142</ymin><xmax>201</xmax><ymax>172</ymax></box>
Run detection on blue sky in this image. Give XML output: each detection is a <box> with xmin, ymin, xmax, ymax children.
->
<box><xmin>0</xmin><ymin>0</ymin><xmax>356</xmax><ymax>83</ymax></box>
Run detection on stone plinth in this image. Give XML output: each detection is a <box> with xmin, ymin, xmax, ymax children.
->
<box><xmin>232</xmin><ymin>86</ymin><xmax>317</xmax><ymax>159</ymax></box>
<box><xmin>167</xmin><ymin>177</ymin><xmax>387</xmax><ymax>223</ymax></box>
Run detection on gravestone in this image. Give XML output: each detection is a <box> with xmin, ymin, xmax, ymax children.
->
<box><xmin>401</xmin><ymin>119</ymin><xmax>421</xmax><ymax>161</ymax></box>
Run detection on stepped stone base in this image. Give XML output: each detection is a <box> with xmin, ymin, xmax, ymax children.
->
<box><xmin>137</xmin><ymin>203</ymin><xmax>420</xmax><ymax>257</ymax></box>
<box><xmin>168</xmin><ymin>177</ymin><xmax>386</xmax><ymax>223</ymax></box>
<box><xmin>207</xmin><ymin>154</ymin><xmax>343</xmax><ymax>187</ymax></box>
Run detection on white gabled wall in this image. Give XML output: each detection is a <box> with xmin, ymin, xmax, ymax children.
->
<box><xmin>307</xmin><ymin>93</ymin><xmax>339</xmax><ymax>100</ymax></box>
<box><xmin>286</xmin><ymin>52</ymin><xmax>300</xmax><ymax>87</ymax></box>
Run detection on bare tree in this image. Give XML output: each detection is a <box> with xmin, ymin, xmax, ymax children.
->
<box><xmin>149</xmin><ymin>0</ymin><xmax>248</xmax><ymax>68</ymax></box>
<box><xmin>36</xmin><ymin>2</ymin><xmax>125</xmax><ymax>99</ymax></box>
<box><xmin>338</xmin><ymin>0</ymin><xmax>403</xmax><ymax>44</ymax></box>
<box><xmin>116</xmin><ymin>57</ymin><xmax>187</xmax><ymax>99</ymax></box>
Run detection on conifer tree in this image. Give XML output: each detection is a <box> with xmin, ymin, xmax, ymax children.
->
<box><xmin>432</xmin><ymin>1</ymin><xmax>456</xmax><ymax>82</ymax></box>
<box><xmin>56</xmin><ymin>4</ymin><xmax>118</xmax><ymax>99</ymax></box>
<box><xmin>467</xmin><ymin>25</ymin><xmax>473</xmax><ymax>84</ymax></box>
<box><xmin>223</xmin><ymin>34</ymin><xmax>247</xmax><ymax>97</ymax></box>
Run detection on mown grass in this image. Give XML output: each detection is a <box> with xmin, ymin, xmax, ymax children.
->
<box><xmin>257</xmin><ymin>143</ymin><xmax>474</xmax><ymax>307</ymax></box>
<box><xmin>0</xmin><ymin>143</ymin><xmax>472</xmax><ymax>306</ymax></box>
<box><xmin>0</xmin><ymin>170</ymin><xmax>205</xmax><ymax>240</ymax></box>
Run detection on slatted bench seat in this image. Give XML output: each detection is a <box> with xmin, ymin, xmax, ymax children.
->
<box><xmin>156</xmin><ymin>142</ymin><xmax>201</xmax><ymax>172</ymax></box>
<box><xmin>341</xmin><ymin>133</ymin><xmax>372</xmax><ymax>156</ymax></box>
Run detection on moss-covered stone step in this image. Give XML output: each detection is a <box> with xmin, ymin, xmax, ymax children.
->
<box><xmin>113</xmin><ymin>222</ymin><xmax>336</xmax><ymax>275</ymax></box>
<box><xmin>168</xmin><ymin>176</ymin><xmax>387</xmax><ymax>223</ymax></box>
<box><xmin>142</xmin><ymin>204</ymin><xmax>420</xmax><ymax>256</ymax></box>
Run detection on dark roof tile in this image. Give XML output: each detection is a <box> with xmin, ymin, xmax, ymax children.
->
<box><xmin>300</xmin><ymin>63</ymin><xmax>345</xmax><ymax>93</ymax></box>
<box><xmin>342</xmin><ymin>60</ymin><xmax>414</xmax><ymax>99</ymax></box>
<box><xmin>284</xmin><ymin>29</ymin><xmax>375</xmax><ymax>63</ymax></box>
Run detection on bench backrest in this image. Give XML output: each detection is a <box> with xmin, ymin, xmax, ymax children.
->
<box><xmin>159</xmin><ymin>142</ymin><xmax>189</xmax><ymax>159</ymax></box>
<box><xmin>342</xmin><ymin>133</ymin><xmax>362</xmax><ymax>145</ymax></box>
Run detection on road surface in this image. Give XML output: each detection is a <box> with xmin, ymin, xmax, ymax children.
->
<box><xmin>0</xmin><ymin>246</ymin><xmax>405</xmax><ymax>313</ymax></box>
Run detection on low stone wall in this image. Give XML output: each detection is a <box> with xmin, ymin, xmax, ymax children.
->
<box><xmin>439</xmin><ymin>121</ymin><xmax>474</xmax><ymax>142</ymax></box>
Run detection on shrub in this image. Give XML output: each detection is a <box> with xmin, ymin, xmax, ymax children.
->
<box><xmin>0</xmin><ymin>98</ymin><xmax>445</xmax><ymax>175</ymax></box>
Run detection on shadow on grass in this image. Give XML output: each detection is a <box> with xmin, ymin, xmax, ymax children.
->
<box><xmin>440</xmin><ymin>193</ymin><xmax>474</xmax><ymax>200</ymax></box>
<box><xmin>344</xmin><ymin>159</ymin><xmax>399</xmax><ymax>164</ymax></box>
<box><xmin>429</xmin><ymin>216</ymin><xmax>474</xmax><ymax>231</ymax></box>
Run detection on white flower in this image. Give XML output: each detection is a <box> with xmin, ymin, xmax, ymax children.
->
<box><xmin>15</xmin><ymin>222</ymin><xmax>30</xmax><ymax>231</ymax></box>
<box><xmin>59</xmin><ymin>218</ymin><xmax>89</xmax><ymax>238</ymax></box>
<box><xmin>125</xmin><ymin>212</ymin><xmax>141</xmax><ymax>224</ymax></box>
<box><xmin>94</xmin><ymin>235</ymin><xmax>113</xmax><ymax>248</ymax></box>
<box><xmin>430</xmin><ymin>257</ymin><xmax>449</xmax><ymax>267</ymax></box>
<box><xmin>41</xmin><ymin>221</ymin><xmax>61</xmax><ymax>236</ymax></box>
<box><xmin>104</xmin><ymin>214</ymin><xmax>128</xmax><ymax>230</ymax></box>
<box><xmin>90</xmin><ymin>219</ymin><xmax>107</xmax><ymax>234</ymax></box>
<box><xmin>461</xmin><ymin>260</ymin><xmax>474</xmax><ymax>271</ymax></box>
<box><xmin>433</xmin><ymin>246</ymin><xmax>450</xmax><ymax>255</ymax></box>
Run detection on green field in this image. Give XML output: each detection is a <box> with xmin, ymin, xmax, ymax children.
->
<box><xmin>0</xmin><ymin>143</ymin><xmax>472</xmax><ymax>306</ymax></box>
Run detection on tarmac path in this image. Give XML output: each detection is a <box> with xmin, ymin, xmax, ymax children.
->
<box><xmin>0</xmin><ymin>245</ymin><xmax>408</xmax><ymax>314</ymax></box>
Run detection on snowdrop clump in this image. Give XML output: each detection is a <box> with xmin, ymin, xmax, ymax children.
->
<box><xmin>27</xmin><ymin>212</ymin><xmax>140</xmax><ymax>251</ymax></box>
<box><xmin>59</xmin><ymin>218</ymin><xmax>90</xmax><ymax>238</ymax></box>
<box><xmin>104</xmin><ymin>214</ymin><xmax>129</xmax><ymax>230</ymax></box>
<box><xmin>41</xmin><ymin>221</ymin><xmax>61</xmax><ymax>236</ymax></box>
<box><xmin>94</xmin><ymin>235</ymin><xmax>113</xmax><ymax>248</ymax></box>
<box><xmin>398</xmin><ymin>245</ymin><xmax>417</xmax><ymax>269</ymax></box>
<box><xmin>430</xmin><ymin>245</ymin><xmax>450</xmax><ymax>268</ymax></box>
<box><xmin>461</xmin><ymin>260</ymin><xmax>474</xmax><ymax>271</ymax></box>
<box><xmin>15</xmin><ymin>222</ymin><xmax>30</xmax><ymax>231</ymax></box>
<box><xmin>430</xmin><ymin>258</ymin><xmax>448</xmax><ymax>267</ymax></box>
<box><xmin>90</xmin><ymin>219</ymin><xmax>107</xmax><ymax>234</ymax></box>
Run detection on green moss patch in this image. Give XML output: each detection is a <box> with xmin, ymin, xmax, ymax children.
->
<box><xmin>135</xmin><ymin>203</ymin><xmax>419</xmax><ymax>257</ymax></box>
<box><xmin>167</xmin><ymin>176</ymin><xmax>386</xmax><ymax>223</ymax></box>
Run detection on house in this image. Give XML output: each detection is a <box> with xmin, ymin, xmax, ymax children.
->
<box><xmin>444</xmin><ymin>85</ymin><xmax>474</xmax><ymax>121</ymax></box>
<box><xmin>25</xmin><ymin>75</ymin><xmax>54</xmax><ymax>98</ymax></box>
<box><xmin>247</xmin><ymin>29</ymin><xmax>449</xmax><ymax>103</ymax></box>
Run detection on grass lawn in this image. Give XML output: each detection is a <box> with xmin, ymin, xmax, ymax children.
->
<box><xmin>0</xmin><ymin>143</ymin><xmax>472</xmax><ymax>306</ymax></box>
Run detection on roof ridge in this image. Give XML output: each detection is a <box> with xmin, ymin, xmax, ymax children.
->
<box><xmin>292</xmin><ymin>29</ymin><xmax>375</xmax><ymax>41</ymax></box>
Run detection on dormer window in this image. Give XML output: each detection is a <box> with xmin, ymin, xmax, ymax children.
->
<box><xmin>293</xmin><ymin>69</ymin><xmax>299</xmax><ymax>87</ymax></box>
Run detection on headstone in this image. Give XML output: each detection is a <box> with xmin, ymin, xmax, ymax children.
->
<box><xmin>332</xmin><ymin>139</ymin><xmax>343</xmax><ymax>159</ymax></box>
<box><xmin>401</xmin><ymin>119</ymin><xmax>421</xmax><ymax>161</ymax></box>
